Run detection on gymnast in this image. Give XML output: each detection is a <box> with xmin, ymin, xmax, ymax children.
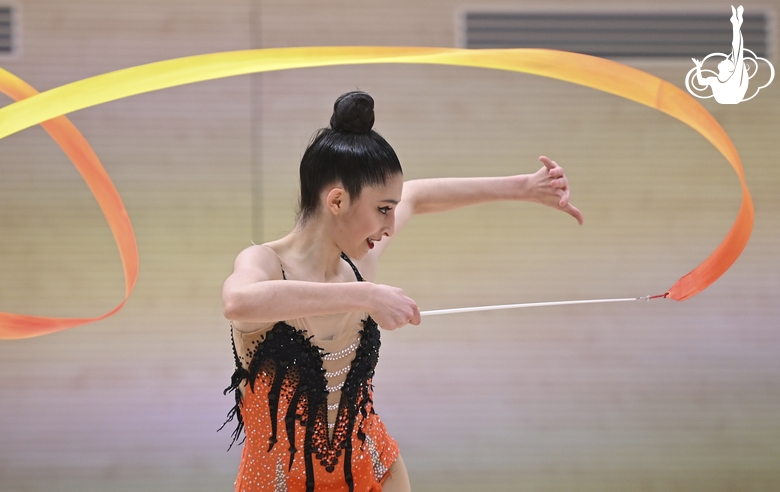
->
<box><xmin>220</xmin><ymin>90</ymin><xmax>582</xmax><ymax>491</ymax></box>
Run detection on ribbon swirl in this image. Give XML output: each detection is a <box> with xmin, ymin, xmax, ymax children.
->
<box><xmin>0</xmin><ymin>47</ymin><xmax>753</xmax><ymax>339</ymax></box>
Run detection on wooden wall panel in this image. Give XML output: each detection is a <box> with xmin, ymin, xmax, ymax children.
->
<box><xmin>1</xmin><ymin>1</ymin><xmax>778</xmax><ymax>491</ymax></box>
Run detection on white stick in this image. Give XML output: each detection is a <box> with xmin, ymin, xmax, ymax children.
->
<box><xmin>420</xmin><ymin>297</ymin><xmax>646</xmax><ymax>317</ymax></box>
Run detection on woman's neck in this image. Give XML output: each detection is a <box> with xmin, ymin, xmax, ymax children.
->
<box><xmin>280</xmin><ymin>218</ymin><xmax>344</xmax><ymax>282</ymax></box>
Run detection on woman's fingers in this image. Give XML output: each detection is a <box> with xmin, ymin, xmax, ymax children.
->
<box><xmin>410</xmin><ymin>305</ymin><xmax>421</xmax><ymax>326</ymax></box>
<box><xmin>536</xmin><ymin>156</ymin><xmax>582</xmax><ymax>224</ymax></box>
<box><xmin>565</xmin><ymin>203</ymin><xmax>584</xmax><ymax>225</ymax></box>
<box><xmin>557</xmin><ymin>187</ymin><xmax>570</xmax><ymax>206</ymax></box>
<box><xmin>539</xmin><ymin>155</ymin><xmax>557</xmax><ymax>171</ymax></box>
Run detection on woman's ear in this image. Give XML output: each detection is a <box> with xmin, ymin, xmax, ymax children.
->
<box><xmin>324</xmin><ymin>186</ymin><xmax>349</xmax><ymax>216</ymax></box>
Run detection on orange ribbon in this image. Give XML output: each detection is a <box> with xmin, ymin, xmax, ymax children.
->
<box><xmin>0</xmin><ymin>68</ymin><xmax>137</xmax><ymax>339</ymax></box>
<box><xmin>0</xmin><ymin>47</ymin><xmax>754</xmax><ymax>339</ymax></box>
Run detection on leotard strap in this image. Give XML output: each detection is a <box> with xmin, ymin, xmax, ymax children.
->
<box><xmin>339</xmin><ymin>252</ymin><xmax>364</xmax><ymax>282</ymax></box>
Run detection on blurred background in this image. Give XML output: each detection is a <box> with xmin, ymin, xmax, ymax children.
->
<box><xmin>1</xmin><ymin>1</ymin><xmax>778</xmax><ymax>491</ymax></box>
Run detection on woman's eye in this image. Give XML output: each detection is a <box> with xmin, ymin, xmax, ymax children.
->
<box><xmin>378</xmin><ymin>207</ymin><xmax>392</xmax><ymax>215</ymax></box>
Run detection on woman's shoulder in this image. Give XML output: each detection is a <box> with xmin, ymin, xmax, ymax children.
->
<box><xmin>234</xmin><ymin>242</ymin><xmax>281</xmax><ymax>268</ymax></box>
<box><xmin>228</xmin><ymin>242</ymin><xmax>286</xmax><ymax>283</ymax></box>
<box><xmin>223</xmin><ymin>243</ymin><xmax>286</xmax><ymax>335</ymax></box>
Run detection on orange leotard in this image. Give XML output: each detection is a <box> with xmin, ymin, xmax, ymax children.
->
<box><xmin>222</xmin><ymin>253</ymin><xmax>399</xmax><ymax>492</ymax></box>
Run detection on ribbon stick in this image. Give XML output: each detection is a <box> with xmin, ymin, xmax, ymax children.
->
<box><xmin>421</xmin><ymin>297</ymin><xmax>641</xmax><ymax>317</ymax></box>
<box><xmin>420</xmin><ymin>294</ymin><xmax>670</xmax><ymax>317</ymax></box>
<box><xmin>0</xmin><ymin>47</ymin><xmax>753</xmax><ymax>339</ymax></box>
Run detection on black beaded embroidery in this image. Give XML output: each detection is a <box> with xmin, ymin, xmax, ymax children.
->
<box><xmin>221</xmin><ymin>253</ymin><xmax>381</xmax><ymax>492</ymax></box>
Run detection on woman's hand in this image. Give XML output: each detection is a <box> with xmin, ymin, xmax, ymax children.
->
<box><xmin>527</xmin><ymin>156</ymin><xmax>584</xmax><ymax>225</ymax></box>
<box><xmin>365</xmin><ymin>283</ymin><xmax>421</xmax><ymax>330</ymax></box>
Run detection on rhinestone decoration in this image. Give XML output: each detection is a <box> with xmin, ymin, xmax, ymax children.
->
<box><xmin>321</xmin><ymin>340</ymin><xmax>359</xmax><ymax>361</ymax></box>
<box><xmin>326</xmin><ymin>381</ymin><xmax>345</xmax><ymax>393</ymax></box>
<box><xmin>324</xmin><ymin>365</ymin><xmax>351</xmax><ymax>378</ymax></box>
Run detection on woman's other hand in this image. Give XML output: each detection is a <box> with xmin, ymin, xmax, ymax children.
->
<box><xmin>528</xmin><ymin>156</ymin><xmax>584</xmax><ymax>225</ymax></box>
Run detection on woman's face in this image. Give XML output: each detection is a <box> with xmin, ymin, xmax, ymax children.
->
<box><xmin>335</xmin><ymin>173</ymin><xmax>403</xmax><ymax>260</ymax></box>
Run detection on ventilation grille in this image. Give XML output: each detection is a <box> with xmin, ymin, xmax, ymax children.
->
<box><xmin>0</xmin><ymin>6</ymin><xmax>12</xmax><ymax>54</ymax></box>
<box><xmin>464</xmin><ymin>11</ymin><xmax>769</xmax><ymax>59</ymax></box>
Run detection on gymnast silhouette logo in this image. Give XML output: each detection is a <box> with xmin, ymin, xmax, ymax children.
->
<box><xmin>685</xmin><ymin>5</ymin><xmax>774</xmax><ymax>104</ymax></box>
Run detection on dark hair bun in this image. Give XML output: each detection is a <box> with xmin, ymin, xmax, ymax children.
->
<box><xmin>330</xmin><ymin>91</ymin><xmax>375</xmax><ymax>133</ymax></box>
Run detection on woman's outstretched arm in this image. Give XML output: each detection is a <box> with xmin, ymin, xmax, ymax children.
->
<box><xmin>405</xmin><ymin>156</ymin><xmax>582</xmax><ymax>223</ymax></box>
<box><xmin>360</xmin><ymin>156</ymin><xmax>582</xmax><ymax>277</ymax></box>
<box><xmin>385</xmin><ymin>155</ymin><xmax>581</xmax><ymax>241</ymax></box>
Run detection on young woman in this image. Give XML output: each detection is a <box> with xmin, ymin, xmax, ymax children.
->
<box><xmin>221</xmin><ymin>91</ymin><xmax>582</xmax><ymax>492</ymax></box>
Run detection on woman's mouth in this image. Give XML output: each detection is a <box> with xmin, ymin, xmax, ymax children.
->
<box><xmin>366</xmin><ymin>238</ymin><xmax>374</xmax><ymax>249</ymax></box>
